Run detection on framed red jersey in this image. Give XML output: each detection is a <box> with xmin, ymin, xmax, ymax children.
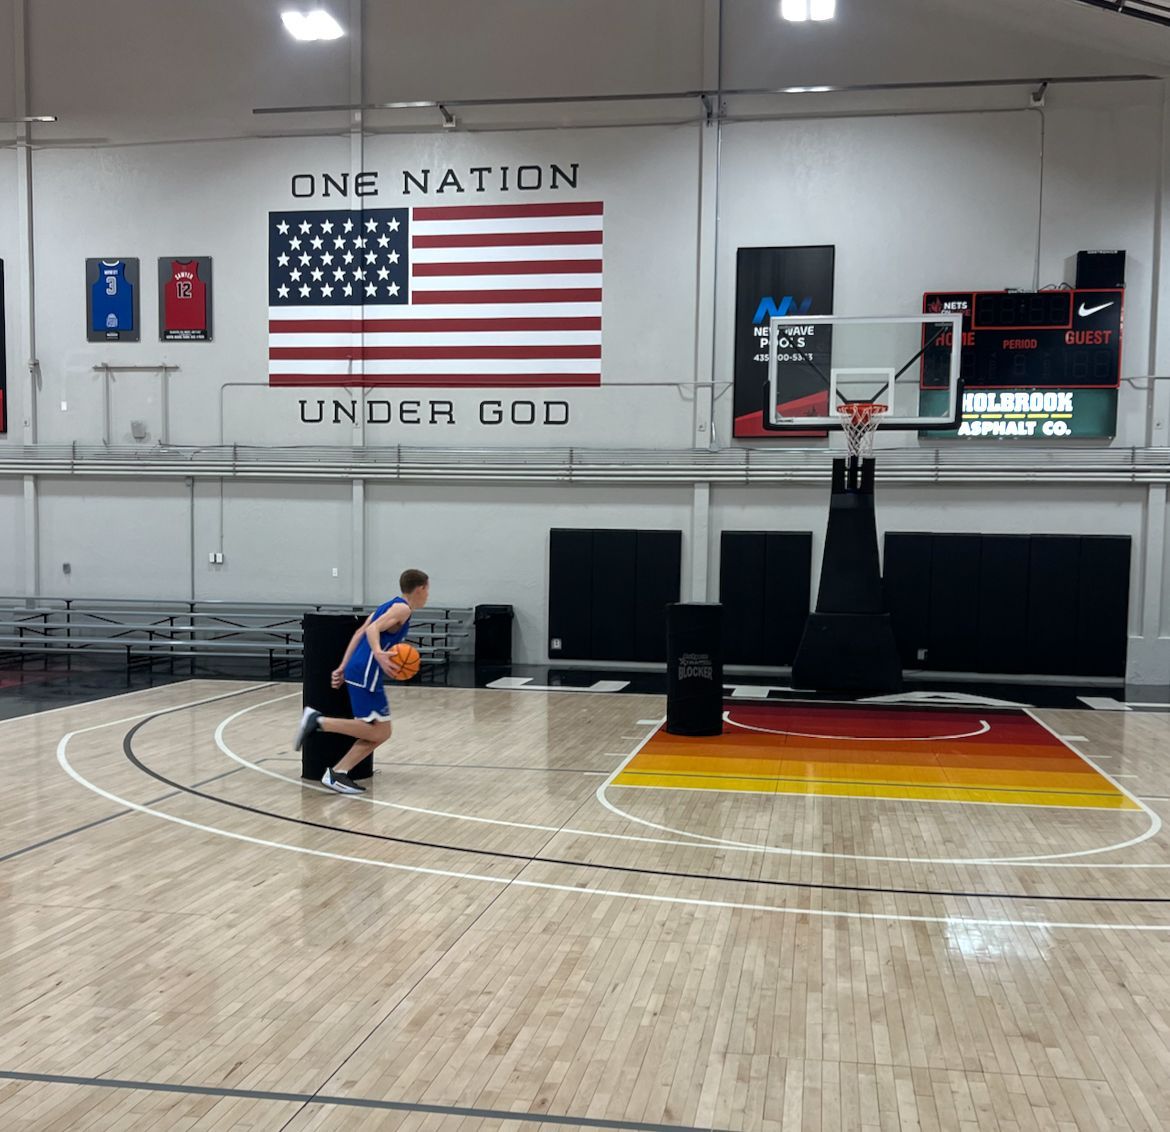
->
<box><xmin>158</xmin><ymin>256</ymin><xmax>212</xmax><ymax>341</ymax></box>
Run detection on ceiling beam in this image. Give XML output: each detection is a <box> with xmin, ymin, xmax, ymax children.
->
<box><xmin>1068</xmin><ymin>0</ymin><xmax>1170</xmax><ymax>30</ymax></box>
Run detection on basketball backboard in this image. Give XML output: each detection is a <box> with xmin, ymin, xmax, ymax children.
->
<box><xmin>765</xmin><ymin>314</ymin><xmax>964</xmax><ymax>431</ymax></box>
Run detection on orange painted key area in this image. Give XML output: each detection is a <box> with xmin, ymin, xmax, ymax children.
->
<box><xmin>613</xmin><ymin>702</ymin><xmax>1138</xmax><ymax>809</ymax></box>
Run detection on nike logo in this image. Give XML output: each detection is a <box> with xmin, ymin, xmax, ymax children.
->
<box><xmin>1078</xmin><ymin>301</ymin><xmax>1114</xmax><ymax>317</ymax></box>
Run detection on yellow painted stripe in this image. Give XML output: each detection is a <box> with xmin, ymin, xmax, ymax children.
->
<box><xmin>627</xmin><ymin>755</ymin><xmax>1118</xmax><ymax>794</ymax></box>
<box><xmin>611</xmin><ymin>770</ymin><xmax>1141</xmax><ymax>810</ymax></box>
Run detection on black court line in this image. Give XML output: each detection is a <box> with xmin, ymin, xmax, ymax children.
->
<box><xmin>0</xmin><ymin>1070</ymin><xmax>723</xmax><ymax>1132</ymax></box>
<box><xmin>121</xmin><ymin>710</ymin><xmax>1170</xmax><ymax>907</ymax></box>
<box><xmin>0</xmin><ymin>766</ymin><xmax>247</xmax><ymax>865</ymax></box>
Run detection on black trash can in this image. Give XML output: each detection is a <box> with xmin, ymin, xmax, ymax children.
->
<box><xmin>301</xmin><ymin>612</ymin><xmax>373</xmax><ymax>781</ymax></box>
<box><xmin>474</xmin><ymin>604</ymin><xmax>514</xmax><ymax>666</ymax></box>
<box><xmin>666</xmin><ymin>603</ymin><xmax>724</xmax><ymax>737</ymax></box>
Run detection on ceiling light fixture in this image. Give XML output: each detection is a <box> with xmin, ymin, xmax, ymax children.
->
<box><xmin>781</xmin><ymin>0</ymin><xmax>836</xmax><ymax>21</ymax></box>
<box><xmin>281</xmin><ymin>9</ymin><xmax>345</xmax><ymax>41</ymax></box>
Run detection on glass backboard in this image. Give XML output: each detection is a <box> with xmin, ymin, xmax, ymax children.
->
<box><xmin>766</xmin><ymin>314</ymin><xmax>963</xmax><ymax>431</ymax></box>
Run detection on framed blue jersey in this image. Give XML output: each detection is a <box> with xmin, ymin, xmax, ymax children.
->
<box><xmin>86</xmin><ymin>258</ymin><xmax>141</xmax><ymax>342</ymax></box>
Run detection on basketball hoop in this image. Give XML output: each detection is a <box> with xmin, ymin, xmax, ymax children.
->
<box><xmin>836</xmin><ymin>401</ymin><xmax>888</xmax><ymax>460</ymax></box>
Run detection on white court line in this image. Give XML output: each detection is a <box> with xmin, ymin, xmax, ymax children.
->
<box><xmin>596</xmin><ymin>711</ymin><xmax>1164</xmax><ymax>867</ymax></box>
<box><xmin>863</xmin><ymin>691</ymin><xmax>1030</xmax><ymax>708</ymax></box>
<box><xmin>1062</xmin><ymin>736</ymin><xmax>1090</xmax><ymax>742</ymax></box>
<box><xmin>1079</xmin><ymin>697</ymin><xmax>1131</xmax><ymax>711</ymax></box>
<box><xmin>728</xmin><ymin>686</ymin><xmax>787</xmax><ymax>699</ymax></box>
<box><xmin>214</xmin><ymin>697</ymin><xmax>738</xmax><ymax>853</ymax></box>
<box><xmin>1023</xmin><ymin>709</ymin><xmax>1155</xmax><ymax>819</ymax></box>
<box><xmin>486</xmin><ymin>677</ymin><xmax>630</xmax><ymax>694</ymax></box>
<box><xmin>0</xmin><ymin>678</ymin><xmax>245</xmax><ymax>728</ymax></box>
<box><xmin>723</xmin><ymin>710</ymin><xmax>992</xmax><ymax>743</ymax></box>
<box><xmin>52</xmin><ymin>691</ymin><xmax>1170</xmax><ymax>932</ymax></box>
<box><xmin>47</xmin><ymin>683</ymin><xmax>275</xmax><ymax>742</ymax></box>
<box><xmin>213</xmin><ymin>692</ymin><xmax>1170</xmax><ymax>871</ymax></box>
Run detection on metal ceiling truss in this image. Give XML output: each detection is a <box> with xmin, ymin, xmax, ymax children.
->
<box><xmin>1072</xmin><ymin>0</ymin><xmax>1170</xmax><ymax>29</ymax></box>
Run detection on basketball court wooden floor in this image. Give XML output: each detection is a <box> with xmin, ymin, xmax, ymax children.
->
<box><xmin>4</xmin><ymin>681</ymin><xmax>1170</xmax><ymax>1130</ymax></box>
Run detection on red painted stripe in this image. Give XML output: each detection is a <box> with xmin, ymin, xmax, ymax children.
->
<box><xmin>269</xmin><ymin>317</ymin><xmax>602</xmax><ymax>334</ymax></box>
<box><xmin>412</xmin><ymin>259</ymin><xmax>602</xmax><ymax>277</ymax></box>
<box><xmin>269</xmin><ymin>373</ymin><xmax>601</xmax><ymax>388</ymax></box>
<box><xmin>270</xmin><ymin>345</ymin><xmax>601</xmax><ymax>360</ymax></box>
<box><xmin>411</xmin><ymin>288</ymin><xmax>602</xmax><ymax>305</ymax></box>
<box><xmin>412</xmin><ymin>201</ymin><xmax>603</xmax><ymax>221</ymax></box>
<box><xmin>413</xmin><ymin>231</ymin><xmax>602</xmax><ymax>248</ymax></box>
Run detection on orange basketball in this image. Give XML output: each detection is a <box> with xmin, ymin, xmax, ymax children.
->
<box><xmin>387</xmin><ymin>642</ymin><xmax>420</xmax><ymax>681</ymax></box>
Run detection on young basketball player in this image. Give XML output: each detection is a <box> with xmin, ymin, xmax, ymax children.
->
<box><xmin>294</xmin><ymin>569</ymin><xmax>430</xmax><ymax>794</ymax></box>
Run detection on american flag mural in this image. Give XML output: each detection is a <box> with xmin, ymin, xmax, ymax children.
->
<box><xmin>267</xmin><ymin>201</ymin><xmax>603</xmax><ymax>388</ymax></box>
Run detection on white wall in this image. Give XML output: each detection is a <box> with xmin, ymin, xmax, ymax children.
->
<box><xmin>713</xmin><ymin>83</ymin><xmax>1164</xmax><ymax>448</ymax></box>
<box><xmin>2</xmin><ymin>0</ymin><xmax>1170</xmax><ymax>678</ymax></box>
<box><xmin>0</xmin><ymin>479</ymin><xmax>22</xmax><ymax>593</ymax></box>
<box><xmin>195</xmin><ymin>480</ymin><xmax>355</xmax><ymax>603</ymax></box>
<box><xmin>366</xmin><ymin>484</ymin><xmax>695</xmax><ymax>661</ymax></box>
<box><xmin>37</xmin><ymin>479</ymin><xmax>190</xmax><ymax>599</ymax></box>
<box><xmin>26</xmin><ymin>124</ymin><xmax>700</xmax><ymax>450</ymax></box>
<box><xmin>0</xmin><ymin>145</ymin><xmax>17</xmax><ymax>441</ymax></box>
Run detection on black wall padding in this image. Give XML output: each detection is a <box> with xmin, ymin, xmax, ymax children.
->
<box><xmin>928</xmin><ymin>534</ymin><xmax>982</xmax><ymax>671</ymax></box>
<box><xmin>548</xmin><ymin>529</ymin><xmax>594</xmax><ymax>659</ymax></box>
<box><xmin>719</xmin><ymin>531</ymin><xmax>812</xmax><ymax>666</ymax></box>
<box><xmin>1027</xmin><ymin>536</ymin><xmax>1082</xmax><ymax>676</ymax></box>
<box><xmin>549</xmin><ymin>528</ymin><xmax>682</xmax><ymax>661</ymax></box>
<box><xmin>1077</xmin><ymin>537</ymin><xmax>1131</xmax><ymax>677</ymax></box>
<box><xmin>635</xmin><ymin>531</ymin><xmax>684</xmax><ymax>662</ymax></box>
<box><xmin>883</xmin><ymin>532</ymin><xmax>1131</xmax><ymax>678</ymax></box>
<box><xmin>591</xmin><ymin>530</ymin><xmax>638</xmax><ymax>661</ymax></box>
<box><xmin>883</xmin><ymin>533</ymin><xmax>932</xmax><ymax>666</ymax></box>
<box><xmin>766</xmin><ymin>533</ymin><xmax>813</xmax><ymax>663</ymax></box>
<box><xmin>976</xmin><ymin>536</ymin><xmax>1031</xmax><ymax>674</ymax></box>
<box><xmin>720</xmin><ymin>533</ymin><xmax>768</xmax><ymax>664</ymax></box>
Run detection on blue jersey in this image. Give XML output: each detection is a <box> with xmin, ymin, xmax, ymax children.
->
<box><xmin>91</xmin><ymin>261</ymin><xmax>134</xmax><ymax>331</ymax></box>
<box><xmin>344</xmin><ymin>597</ymin><xmax>412</xmax><ymax>692</ymax></box>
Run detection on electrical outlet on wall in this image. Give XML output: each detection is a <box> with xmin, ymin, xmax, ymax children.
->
<box><xmin>332</xmin><ymin>567</ymin><xmax>338</xmax><ymax>577</ymax></box>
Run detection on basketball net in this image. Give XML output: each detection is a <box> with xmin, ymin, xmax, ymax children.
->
<box><xmin>836</xmin><ymin>401</ymin><xmax>887</xmax><ymax>460</ymax></box>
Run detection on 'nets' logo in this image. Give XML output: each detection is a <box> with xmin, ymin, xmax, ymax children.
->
<box><xmin>753</xmin><ymin>295</ymin><xmax>814</xmax><ymax>323</ymax></box>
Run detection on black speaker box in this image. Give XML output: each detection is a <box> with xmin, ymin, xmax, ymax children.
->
<box><xmin>1075</xmin><ymin>250</ymin><xmax>1126</xmax><ymax>289</ymax></box>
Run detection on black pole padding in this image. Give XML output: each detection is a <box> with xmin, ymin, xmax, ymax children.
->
<box><xmin>665</xmin><ymin>603</ymin><xmax>724</xmax><ymax>737</ymax></box>
<box><xmin>301</xmin><ymin>612</ymin><xmax>373</xmax><ymax>780</ymax></box>
<box><xmin>792</xmin><ymin>458</ymin><xmax>902</xmax><ymax>693</ymax></box>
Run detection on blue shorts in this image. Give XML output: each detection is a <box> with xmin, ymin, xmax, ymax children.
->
<box><xmin>346</xmin><ymin>682</ymin><xmax>391</xmax><ymax>723</ymax></box>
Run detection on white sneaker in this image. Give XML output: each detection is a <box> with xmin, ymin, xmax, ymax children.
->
<box><xmin>293</xmin><ymin>707</ymin><xmax>322</xmax><ymax>751</ymax></box>
<box><xmin>322</xmin><ymin>768</ymin><xmax>365</xmax><ymax>794</ymax></box>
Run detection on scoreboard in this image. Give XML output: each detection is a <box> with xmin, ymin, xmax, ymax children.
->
<box><xmin>921</xmin><ymin>288</ymin><xmax>1123</xmax><ymax>439</ymax></box>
